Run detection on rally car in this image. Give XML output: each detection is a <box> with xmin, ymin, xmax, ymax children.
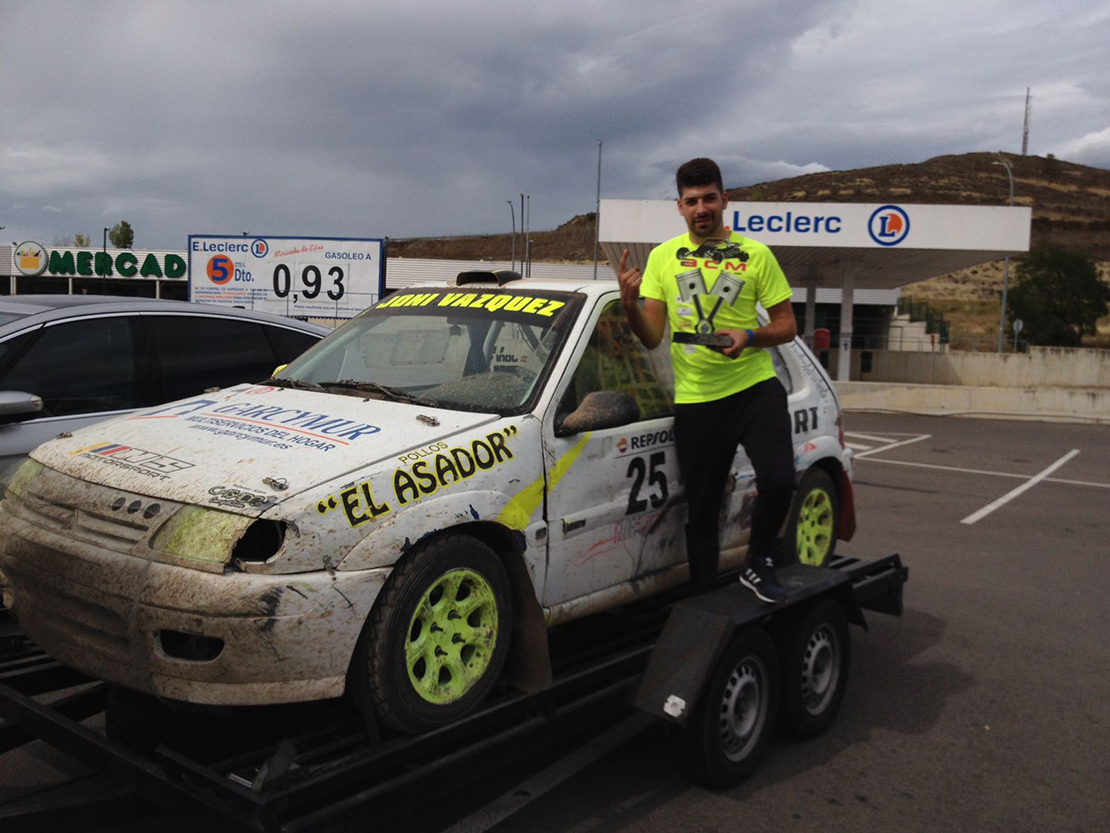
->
<box><xmin>0</xmin><ymin>271</ymin><xmax>854</xmax><ymax>733</ymax></box>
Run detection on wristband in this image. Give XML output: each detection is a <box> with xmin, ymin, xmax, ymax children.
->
<box><xmin>745</xmin><ymin>329</ymin><xmax>755</xmax><ymax>347</ymax></box>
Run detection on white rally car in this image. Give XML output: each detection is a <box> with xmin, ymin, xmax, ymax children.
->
<box><xmin>0</xmin><ymin>272</ymin><xmax>854</xmax><ymax>733</ymax></box>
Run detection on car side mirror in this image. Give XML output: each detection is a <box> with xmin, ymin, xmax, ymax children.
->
<box><xmin>555</xmin><ymin>391</ymin><xmax>640</xmax><ymax>437</ymax></box>
<box><xmin>0</xmin><ymin>391</ymin><xmax>44</xmax><ymax>424</ymax></box>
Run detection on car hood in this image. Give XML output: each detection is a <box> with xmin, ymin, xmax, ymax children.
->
<box><xmin>28</xmin><ymin>384</ymin><xmax>499</xmax><ymax>515</ymax></box>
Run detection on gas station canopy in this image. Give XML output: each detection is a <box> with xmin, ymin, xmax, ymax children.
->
<box><xmin>599</xmin><ymin>199</ymin><xmax>1032</xmax><ymax>379</ymax></box>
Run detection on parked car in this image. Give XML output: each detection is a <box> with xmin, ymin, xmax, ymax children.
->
<box><xmin>0</xmin><ymin>295</ymin><xmax>329</xmax><ymax>482</ymax></box>
<box><xmin>0</xmin><ymin>275</ymin><xmax>854</xmax><ymax>734</ymax></box>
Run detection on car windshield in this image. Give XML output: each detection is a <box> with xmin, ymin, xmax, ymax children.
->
<box><xmin>276</xmin><ymin>287</ymin><xmax>583</xmax><ymax>414</ymax></box>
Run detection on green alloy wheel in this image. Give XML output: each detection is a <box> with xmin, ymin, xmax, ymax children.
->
<box><xmin>353</xmin><ymin>533</ymin><xmax>513</xmax><ymax>734</ymax></box>
<box><xmin>787</xmin><ymin>468</ymin><xmax>839</xmax><ymax>567</ymax></box>
<box><xmin>405</xmin><ymin>567</ymin><xmax>500</xmax><ymax>704</ymax></box>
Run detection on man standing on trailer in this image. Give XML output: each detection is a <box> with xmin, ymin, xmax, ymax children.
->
<box><xmin>617</xmin><ymin>157</ymin><xmax>797</xmax><ymax>602</ymax></box>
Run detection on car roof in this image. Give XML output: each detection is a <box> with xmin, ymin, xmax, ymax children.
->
<box><xmin>393</xmin><ymin>276</ymin><xmax>620</xmax><ymax>298</ymax></box>
<box><xmin>0</xmin><ymin>295</ymin><xmax>332</xmax><ymax>336</ymax></box>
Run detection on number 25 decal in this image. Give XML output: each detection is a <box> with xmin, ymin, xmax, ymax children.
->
<box><xmin>627</xmin><ymin>451</ymin><xmax>668</xmax><ymax>515</ymax></box>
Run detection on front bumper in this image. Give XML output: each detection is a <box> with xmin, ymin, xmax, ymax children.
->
<box><xmin>0</xmin><ymin>497</ymin><xmax>388</xmax><ymax>706</ymax></box>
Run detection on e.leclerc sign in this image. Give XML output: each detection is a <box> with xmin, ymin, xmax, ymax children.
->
<box><xmin>188</xmin><ymin>235</ymin><xmax>385</xmax><ymax>319</ymax></box>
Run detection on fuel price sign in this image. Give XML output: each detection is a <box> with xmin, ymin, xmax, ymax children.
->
<box><xmin>188</xmin><ymin>235</ymin><xmax>384</xmax><ymax>319</ymax></box>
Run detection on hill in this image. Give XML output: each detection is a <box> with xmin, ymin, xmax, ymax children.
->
<box><xmin>390</xmin><ymin>152</ymin><xmax>1110</xmax><ymax>348</ymax></box>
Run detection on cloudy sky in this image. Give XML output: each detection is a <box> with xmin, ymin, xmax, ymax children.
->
<box><xmin>3</xmin><ymin>0</ymin><xmax>1109</xmax><ymax>250</ymax></box>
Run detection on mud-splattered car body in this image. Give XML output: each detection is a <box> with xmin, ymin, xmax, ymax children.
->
<box><xmin>0</xmin><ymin>275</ymin><xmax>854</xmax><ymax>709</ymax></box>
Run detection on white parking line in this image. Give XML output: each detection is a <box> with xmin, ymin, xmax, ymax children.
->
<box><xmin>844</xmin><ymin>441</ymin><xmax>873</xmax><ymax>451</ymax></box>
<box><xmin>853</xmin><ymin>434</ymin><xmax>931</xmax><ymax>459</ymax></box>
<box><xmin>442</xmin><ymin>713</ymin><xmax>653</xmax><ymax>833</ymax></box>
<box><xmin>960</xmin><ymin>449</ymin><xmax>1081</xmax><ymax>525</ymax></box>
<box><xmin>844</xmin><ymin>431</ymin><xmax>898</xmax><ymax>443</ymax></box>
<box><xmin>859</xmin><ymin>456</ymin><xmax>1110</xmax><ymax>489</ymax></box>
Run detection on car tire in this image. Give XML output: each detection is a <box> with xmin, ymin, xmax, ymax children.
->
<box><xmin>786</xmin><ymin>467</ymin><xmax>839</xmax><ymax>567</ymax></box>
<box><xmin>667</xmin><ymin>627</ymin><xmax>780</xmax><ymax>788</ymax></box>
<box><xmin>776</xmin><ymin>598</ymin><xmax>850</xmax><ymax>739</ymax></box>
<box><xmin>353</xmin><ymin>533</ymin><xmax>513</xmax><ymax>734</ymax></box>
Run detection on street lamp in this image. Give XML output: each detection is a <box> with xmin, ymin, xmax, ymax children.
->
<box><xmin>993</xmin><ymin>153</ymin><xmax>1014</xmax><ymax>353</ymax></box>
<box><xmin>102</xmin><ymin>227</ymin><xmax>110</xmax><ymax>294</ymax></box>
<box><xmin>506</xmin><ymin>200</ymin><xmax>516</xmax><ymax>272</ymax></box>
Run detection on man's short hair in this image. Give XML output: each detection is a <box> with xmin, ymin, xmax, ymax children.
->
<box><xmin>676</xmin><ymin>158</ymin><xmax>724</xmax><ymax>196</ymax></box>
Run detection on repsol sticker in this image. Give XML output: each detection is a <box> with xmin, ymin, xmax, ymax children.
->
<box><xmin>616</xmin><ymin>428</ymin><xmax>675</xmax><ymax>455</ymax></box>
<box><xmin>375</xmin><ymin>291</ymin><xmax>566</xmax><ymax>317</ymax></box>
<box><xmin>318</xmin><ymin>426</ymin><xmax>519</xmax><ymax>528</ymax></box>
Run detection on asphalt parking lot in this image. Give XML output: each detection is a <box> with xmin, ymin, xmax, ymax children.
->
<box><xmin>2</xmin><ymin>413</ymin><xmax>1107</xmax><ymax>832</ymax></box>
<box><xmin>448</xmin><ymin>412</ymin><xmax>1110</xmax><ymax>833</ymax></box>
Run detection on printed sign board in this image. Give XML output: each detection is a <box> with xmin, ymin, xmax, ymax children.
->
<box><xmin>188</xmin><ymin>235</ymin><xmax>384</xmax><ymax>319</ymax></box>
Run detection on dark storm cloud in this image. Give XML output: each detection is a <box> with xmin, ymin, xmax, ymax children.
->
<box><xmin>2</xmin><ymin>0</ymin><xmax>1108</xmax><ymax>250</ymax></box>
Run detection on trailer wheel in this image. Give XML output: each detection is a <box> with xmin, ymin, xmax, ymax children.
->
<box><xmin>105</xmin><ymin>685</ymin><xmax>168</xmax><ymax>753</ymax></box>
<box><xmin>777</xmin><ymin>598</ymin><xmax>850</xmax><ymax>739</ymax></box>
<box><xmin>352</xmin><ymin>533</ymin><xmax>513</xmax><ymax>734</ymax></box>
<box><xmin>786</xmin><ymin>468</ymin><xmax>838</xmax><ymax>567</ymax></box>
<box><xmin>669</xmin><ymin>628</ymin><xmax>780</xmax><ymax>788</ymax></box>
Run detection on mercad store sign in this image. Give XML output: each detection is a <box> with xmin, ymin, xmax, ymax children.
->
<box><xmin>13</xmin><ymin>241</ymin><xmax>186</xmax><ymax>279</ymax></box>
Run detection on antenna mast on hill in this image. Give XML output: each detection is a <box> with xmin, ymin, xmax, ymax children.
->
<box><xmin>1022</xmin><ymin>87</ymin><xmax>1031</xmax><ymax>156</ymax></box>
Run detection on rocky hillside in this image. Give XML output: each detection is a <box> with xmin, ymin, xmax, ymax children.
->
<box><xmin>390</xmin><ymin>152</ymin><xmax>1110</xmax><ymax>347</ymax></box>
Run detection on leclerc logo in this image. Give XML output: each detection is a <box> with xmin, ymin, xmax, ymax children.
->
<box><xmin>251</xmin><ymin>238</ymin><xmax>268</xmax><ymax>258</ymax></box>
<box><xmin>207</xmin><ymin>254</ymin><xmax>234</xmax><ymax>284</ymax></box>
<box><xmin>868</xmin><ymin>205</ymin><xmax>910</xmax><ymax>246</ymax></box>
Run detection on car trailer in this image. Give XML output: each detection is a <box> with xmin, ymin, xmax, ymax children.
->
<box><xmin>0</xmin><ymin>553</ymin><xmax>906</xmax><ymax>832</ymax></box>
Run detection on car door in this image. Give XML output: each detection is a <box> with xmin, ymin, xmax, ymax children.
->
<box><xmin>540</xmin><ymin>295</ymin><xmax>685</xmax><ymax>608</ymax></box>
<box><xmin>0</xmin><ymin>314</ymin><xmax>143</xmax><ymax>478</ymax></box>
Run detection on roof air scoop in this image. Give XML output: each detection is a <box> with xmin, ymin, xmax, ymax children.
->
<box><xmin>456</xmin><ymin>270</ymin><xmax>522</xmax><ymax>286</ymax></box>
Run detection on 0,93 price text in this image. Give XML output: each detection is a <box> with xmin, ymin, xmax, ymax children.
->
<box><xmin>273</xmin><ymin>264</ymin><xmax>346</xmax><ymax>301</ymax></box>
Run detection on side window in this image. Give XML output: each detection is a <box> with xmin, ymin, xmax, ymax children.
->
<box><xmin>561</xmin><ymin>300</ymin><xmax>674</xmax><ymax>421</ymax></box>
<box><xmin>0</xmin><ymin>317</ymin><xmax>138</xmax><ymax>418</ymax></box>
<box><xmin>265</xmin><ymin>325</ymin><xmax>322</xmax><ymax>364</ymax></box>
<box><xmin>150</xmin><ymin>316</ymin><xmax>279</xmax><ymax>401</ymax></box>
<box><xmin>769</xmin><ymin>346</ymin><xmax>794</xmax><ymax>395</ymax></box>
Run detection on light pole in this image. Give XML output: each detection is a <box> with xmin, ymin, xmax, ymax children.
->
<box><xmin>993</xmin><ymin>153</ymin><xmax>1014</xmax><ymax>353</ymax></box>
<box><xmin>506</xmin><ymin>200</ymin><xmax>516</xmax><ymax>271</ymax></box>
<box><xmin>102</xmin><ymin>227</ymin><xmax>109</xmax><ymax>294</ymax></box>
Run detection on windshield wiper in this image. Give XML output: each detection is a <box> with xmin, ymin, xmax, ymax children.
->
<box><xmin>318</xmin><ymin>380</ymin><xmax>438</xmax><ymax>407</ymax></box>
<box><xmin>262</xmin><ymin>377</ymin><xmax>327</xmax><ymax>392</ymax></box>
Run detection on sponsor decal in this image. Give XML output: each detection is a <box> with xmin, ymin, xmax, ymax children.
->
<box><xmin>868</xmin><ymin>205</ymin><xmax>910</xmax><ymax>246</ymax></box>
<box><xmin>375</xmin><ymin>291</ymin><xmax>566</xmax><ymax>318</ymax></box>
<box><xmin>616</xmin><ymin>428</ymin><xmax>674</xmax><ymax>455</ymax></box>
<box><xmin>317</xmin><ymin>426</ymin><xmax>519</xmax><ymax>528</ymax></box>
<box><xmin>71</xmin><ymin>443</ymin><xmax>194</xmax><ymax>480</ymax></box>
<box><xmin>208</xmin><ymin>485</ymin><xmax>277</xmax><ymax>510</ymax></box>
<box><xmin>793</xmin><ymin>407</ymin><xmax>819</xmax><ymax>434</ymax></box>
<box><xmin>14</xmin><ymin>241</ymin><xmax>48</xmax><ymax>276</ymax></box>
<box><xmin>131</xmin><ymin>398</ymin><xmax>381</xmax><ymax>451</ymax></box>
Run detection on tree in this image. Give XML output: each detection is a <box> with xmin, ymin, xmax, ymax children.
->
<box><xmin>1008</xmin><ymin>245</ymin><xmax>1110</xmax><ymax>347</ymax></box>
<box><xmin>74</xmin><ymin>233</ymin><xmax>91</xmax><ymax>246</ymax></box>
<box><xmin>52</xmin><ymin>234</ymin><xmax>74</xmax><ymax>246</ymax></box>
<box><xmin>108</xmin><ymin>221</ymin><xmax>134</xmax><ymax>249</ymax></box>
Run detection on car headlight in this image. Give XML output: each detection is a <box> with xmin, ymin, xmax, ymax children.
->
<box><xmin>152</xmin><ymin>506</ymin><xmax>287</xmax><ymax>567</ymax></box>
<box><xmin>4</xmin><ymin>458</ymin><xmax>43</xmax><ymax>498</ymax></box>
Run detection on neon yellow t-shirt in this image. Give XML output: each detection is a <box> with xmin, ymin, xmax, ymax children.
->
<box><xmin>640</xmin><ymin>231</ymin><xmax>793</xmax><ymax>404</ymax></box>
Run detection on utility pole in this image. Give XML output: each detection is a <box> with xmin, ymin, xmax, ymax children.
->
<box><xmin>1022</xmin><ymin>88</ymin><xmax>1031</xmax><ymax>156</ymax></box>
<box><xmin>593</xmin><ymin>140</ymin><xmax>602</xmax><ymax>279</ymax></box>
<box><xmin>506</xmin><ymin>200</ymin><xmax>516</xmax><ymax>271</ymax></box>
<box><xmin>993</xmin><ymin>153</ymin><xmax>1014</xmax><ymax>352</ymax></box>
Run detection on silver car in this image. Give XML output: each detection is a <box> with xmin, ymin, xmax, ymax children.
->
<box><xmin>0</xmin><ymin>295</ymin><xmax>329</xmax><ymax>481</ymax></box>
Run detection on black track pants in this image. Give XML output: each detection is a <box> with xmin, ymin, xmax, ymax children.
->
<box><xmin>674</xmin><ymin>378</ymin><xmax>796</xmax><ymax>591</ymax></box>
